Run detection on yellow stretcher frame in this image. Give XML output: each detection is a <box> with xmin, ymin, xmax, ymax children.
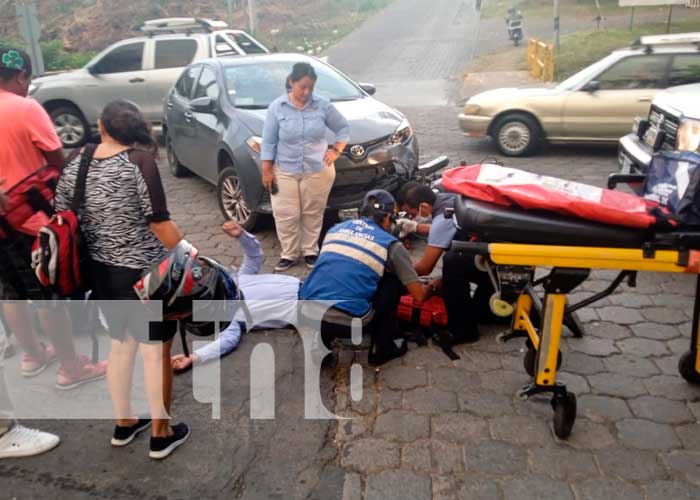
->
<box><xmin>481</xmin><ymin>242</ymin><xmax>700</xmax><ymax>438</ymax></box>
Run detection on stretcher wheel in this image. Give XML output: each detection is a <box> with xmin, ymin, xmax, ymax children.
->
<box><xmin>489</xmin><ymin>293</ymin><xmax>514</xmax><ymax>317</ymax></box>
<box><xmin>523</xmin><ymin>346</ymin><xmax>562</xmax><ymax>378</ymax></box>
<box><xmin>474</xmin><ymin>255</ymin><xmax>489</xmax><ymax>272</ymax></box>
<box><xmin>551</xmin><ymin>393</ymin><xmax>577</xmax><ymax>439</ymax></box>
<box><xmin>678</xmin><ymin>351</ymin><xmax>700</xmax><ymax>385</ymax></box>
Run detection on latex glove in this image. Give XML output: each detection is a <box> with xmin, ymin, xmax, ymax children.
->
<box><xmin>396</xmin><ymin>218</ymin><xmax>418</xmax><ymax>239</ymax></box>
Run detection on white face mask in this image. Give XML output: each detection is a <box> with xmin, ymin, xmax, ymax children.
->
<box><xmin>413</xmin><ymin>206</ymin><xmax>432</xmax><ymax>225</ymax></box>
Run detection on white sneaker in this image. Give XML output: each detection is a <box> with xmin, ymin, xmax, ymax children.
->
<box><xmin>0</xmin><ymin>424</ymin><xmax>60</xmax><ymax>459</ymax></box>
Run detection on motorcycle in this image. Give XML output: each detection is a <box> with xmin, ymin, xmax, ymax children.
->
<box><xmin>507</xmin><ymin>19</ymin><xmax>524</xmax><ymax>46</ymax></box>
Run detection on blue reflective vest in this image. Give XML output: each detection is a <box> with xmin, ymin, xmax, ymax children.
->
<box><xmin>299</xmin><ymin>218</ymin><xmax>397</xmax><ymax>316</ymax></box>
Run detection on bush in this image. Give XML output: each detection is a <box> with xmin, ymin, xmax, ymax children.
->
<box><xmin>41</xmin><ymin>40</ymin><xmax>93</xmax><ymax>71</ymax></box>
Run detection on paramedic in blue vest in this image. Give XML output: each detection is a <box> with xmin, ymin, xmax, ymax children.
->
<box><xmin>300</xmin><ymin>190</ymin><xmax>432</xmax><ymax>365</ymax></box>
<box><xmin>396</xmin><ymin>181</ymin><xmax>498</xmax><ymax>344</ymax></box>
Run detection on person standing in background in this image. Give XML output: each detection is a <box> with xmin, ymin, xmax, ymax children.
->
<box><xmin>261</xmin><ymin>62</ymin><xmax>349</xmax><ymax>272</ymax></box>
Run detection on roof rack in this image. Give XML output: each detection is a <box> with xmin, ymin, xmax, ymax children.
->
<box><xmin>632</xmin><ymin>32</ymin><xmax>700</xmax><ymax>53</ymax></box>
<box><xmin>139</xmin><ymin>18</ymin><xmax>228</xmax><ymax>36</ymax></box>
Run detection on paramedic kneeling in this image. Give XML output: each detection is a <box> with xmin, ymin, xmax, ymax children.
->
<box><xmin>299</xmin><ymin>190</ymin><xmax>432</xmax><ymax>366</ymax></box>
<box><xmin>396</xmin><ymin>181</ymin><xmax>498</xmax><ymax>344</ymax></box>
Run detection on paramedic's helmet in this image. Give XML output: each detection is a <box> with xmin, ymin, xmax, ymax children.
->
<box><xmin>360</xmin><ymin>189</ymin><xmax>397</xmax><ymax>220</ymax></box>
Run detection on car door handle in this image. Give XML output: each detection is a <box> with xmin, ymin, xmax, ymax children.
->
<box><xmin>129</xmin><ymin>77</ymin><xmax>145</xmax><ymax>83</ymax></box>
<box><xmin>184</xmin><ymin>112</ymin><xmax>193</xmax><ymax>121</ymax></box>
<box><xmin>638</xmin><ymin>97</ymin><xmax>652</xmax><ymax>102</ymax></box>
<box><xmin>166</xmin><ymin>102</ymin><xmax>174</xmax><ymax>109</ymax></box>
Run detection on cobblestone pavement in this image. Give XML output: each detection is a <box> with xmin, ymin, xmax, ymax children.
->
<box><xmin>136</xmin><ymin>102</ymin><xmax>700</xmax><ymax>499</ymax></box>
<box><xmin>3</xmin><ymin>1</ymin><xmax>699</xmax><ymax>498</ymax></box>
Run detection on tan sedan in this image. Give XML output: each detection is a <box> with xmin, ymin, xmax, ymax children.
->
<box><xmin>459</xmin><ymin>36</ymin><xmax>700</xmax><ymax>156</ymax></box>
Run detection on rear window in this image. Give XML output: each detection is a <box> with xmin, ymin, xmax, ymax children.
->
<box><xmin>230</xmin><ymin>33</ymin><xmax>267</xmax><ymax>54</ymax></box>
<box><xmin>668</xmin><ymin>54</ymin><xmax>700</xmax><ymax>87</ymax></box>
<box><xmin>215</xmin><ymin>35</ymin><xmax>238</xmax><ymax>56</ymax></box>
<box><xmin>155</xmin><ymin>39</ymin><xmax>198</xmax><ymax>70</ymax></box>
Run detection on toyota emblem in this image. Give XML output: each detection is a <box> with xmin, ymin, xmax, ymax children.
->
<box><xmin>350</xmin><ymin>145</ymin><xmax>365</xmax><ymax>158</ymax></box>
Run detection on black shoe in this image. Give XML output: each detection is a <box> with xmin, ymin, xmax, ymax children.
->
<box><xmin>149</xmin><ymin>423</ymin><xmax>190</xmax><ymax>460</ymax></box>
<box><xmin>274</xmin><ymin>258</ymin><xmax>297</xmax><ymax>272</ymax></box>
<box><xmin>111</xmin><ymin>418</ymin><xmax>151</xmax><ymax>447</ymax></box>
<box><xmin>368</xmin><ymin>339</ymin><xmax>408</xmax><ymax>366</ymax></box>
<box><xmin>304</xmin><ymin>255</ymin><xmax>318</xmax><ymax>269</ymax></box>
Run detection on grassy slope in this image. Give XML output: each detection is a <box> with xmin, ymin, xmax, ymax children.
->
<box><xmin>557</xmin><ymin>17</ymin><xmax>700</xmax><ymax>79</ymax></box>
<box><xmin>470</xmin><ymin>17</ymin><xmax>700</xmax><ymax>80</ymax></box>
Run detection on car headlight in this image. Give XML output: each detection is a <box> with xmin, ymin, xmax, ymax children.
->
<box><xmin>28</xmin><ymin>83</ymin><xmax>39</xmax><ymax>96</ymax></box>
<box><xmin>677</xmin><ymin>118</ymin><xmax>700</xmax><ymax>152</ymax></box>
<box><xmin>246</xmin><ymin>136</ymin><xmax>262</xmax><ymax>154</ymax></box>
<box><xmin>388</xmin><ymin>118</ymin><xmax>412</xmax><ymax>146</ymax></box>
<box><xmin>464</xmin><ymin>103</ymin><xmax>481</xmax><ymax>115</ymax></box>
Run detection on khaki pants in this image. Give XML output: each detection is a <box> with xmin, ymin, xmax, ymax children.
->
<box><xmin>271</xmin><ymin>166</ymin><xmax>336</xmax><ymax>261</ymax></box>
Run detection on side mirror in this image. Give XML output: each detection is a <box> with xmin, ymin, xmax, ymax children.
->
<box><xmin>581</xmin><ymin>80</ymin><xmax>600</xmax><ymax>93</ymax></box>
<box><xmin>359</xmin><ymin>83</ymin><xmax>376</xmax><ymax>96</ymax></box>
<box><xmin>190</xmin><ymin>96</ymin><xmax>216</xmax><ymax>114</ymax></box>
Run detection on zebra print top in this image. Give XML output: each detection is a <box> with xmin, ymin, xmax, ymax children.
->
<box><xmin>54</xmin><ymin>149</ymin><xmax>171</xmax><ymax>271</ymax></box>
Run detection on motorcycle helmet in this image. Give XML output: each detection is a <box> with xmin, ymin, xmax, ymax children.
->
<box><xmin>133</xmin><ymin>240</ymin><xmax>198</xmax><ymax>308</ymax></box>
<box><xmin>181</xmin><ymin>255</ymin><xmax>240</xmax><ymax>336</ymax></box>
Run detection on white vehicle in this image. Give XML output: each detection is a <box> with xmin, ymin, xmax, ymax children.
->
<box><xmin>29</xmin><ymin>18</ymin><xmax>269</xmax><ymax>148</ymax></box>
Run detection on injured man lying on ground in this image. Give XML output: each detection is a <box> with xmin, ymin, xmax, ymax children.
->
<box><xmin>170</xmin><ymin>221</ymin><xmax>301</xmax><ymax>373</ymax></box>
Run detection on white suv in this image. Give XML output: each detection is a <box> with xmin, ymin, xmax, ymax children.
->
<box><xmin>29</xmin><ymin>18</ymin><xmax>269</xmax><ymax>148</ymax></box>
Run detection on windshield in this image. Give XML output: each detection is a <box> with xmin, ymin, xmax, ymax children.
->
<box><xmin>224</xmin><ymin>60</ymin><xmax>364</xmax><ymax>109</ymax></box>
<box><xmin>557</xmin><ymin>52</ymin><xmax>624</xmax><ymax>91</ymax></box>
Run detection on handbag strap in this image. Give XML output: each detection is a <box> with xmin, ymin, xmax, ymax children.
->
<box><xmin>70</xmin><ymin>143</ymin><xmax>98</xmax><ymax>213</ymax></box>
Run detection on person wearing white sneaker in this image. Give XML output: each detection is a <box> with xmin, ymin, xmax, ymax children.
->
<box><xmin>0</xmin><ymin>421</ymin><xmax>60</xmax><ymax>459</ymax></box>
<box><xmin>1</xmin><ymin>330</ymin><xmax>59</xmax><ymax>459</ymax></box>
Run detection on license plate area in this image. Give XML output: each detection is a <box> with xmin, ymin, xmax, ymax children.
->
<box><xmin>643</xmin><ymin>126</ymin><xmax>664</xmax><ymax>150</ymax></box>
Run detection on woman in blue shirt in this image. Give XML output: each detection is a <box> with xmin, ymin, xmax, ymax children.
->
<box><xmin>261</xmin><ymin>62</ymin><xmax>350</xmax><ymax>272</ymax></box>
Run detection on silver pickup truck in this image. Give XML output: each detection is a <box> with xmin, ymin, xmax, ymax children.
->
<box><xmin>29</xmin><ymin>18</ymin><xmax>268</xmax><ymax>148</ymax></box>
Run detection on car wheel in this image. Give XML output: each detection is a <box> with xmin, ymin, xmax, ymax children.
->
<box><xmin>217</xmin><ymin>166</ymin><xmax>258</xmax><ymax>231</ymax></box>
<box><xmin>50</xmin><ymin>105</ymin><xmax>89</xmax><ymax>149</ymax></box>
<box><xmin>166</xmin><ymin>133</ymin><xmax>190</xmax><ymax>178</ymax></box>
<box><xmin>493</xmin><ymin>113</ymin><xmax>542</xmax><ymax>157</ymax></box>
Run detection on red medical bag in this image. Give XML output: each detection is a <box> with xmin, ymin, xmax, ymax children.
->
<box><xmin>397</xmin><ymin>295</ymin><xmax>448</xmax><ymax>328</ymax></box>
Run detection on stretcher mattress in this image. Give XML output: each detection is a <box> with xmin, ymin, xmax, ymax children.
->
<box><xmin>454</xmin><ymin>196</ymin><xmax>650</xmax><ymax>248</ymax></box>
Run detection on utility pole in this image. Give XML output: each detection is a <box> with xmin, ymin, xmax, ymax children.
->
<box><xmin>247</xmin><ymin>0</ymin><xmax>256</xmax><ymax>34</ymax></box>
<box><xmin>629</xmin><ymin>7</ymin><xmax>635</xmax><ymax>31</ymax></box>
<box><xmin>553</xmin><ymin>0</ymin><xmax>560</xmax><ymax>53</ymax></box>
<box><xmin>226</xmin><ymin>0</ymin><xmax>235</xmax><ymax>27</ymax></box>
<box><xmin>15</xmin><ymin>0</ymin><xmax>44</xmax><ymax>75</ymax></box>
<box><xmin>666</xmin><ymin>5</ymin><xmax>674</xmax><ymax>34</ymax></box>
